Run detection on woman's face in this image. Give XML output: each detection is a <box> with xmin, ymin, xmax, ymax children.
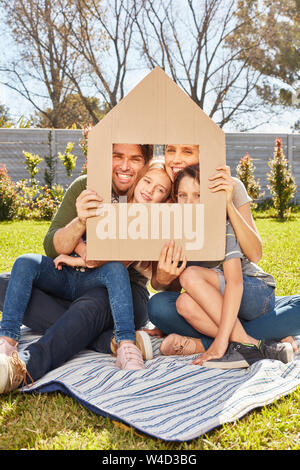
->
<box><xmin>133</xmin><ymin>169</ymin><xmax>171</xmax><ymax>203</ymax></box>
<box><xmin>164</xmin><ymin>145</ymin><xmax>199</xmax><ymax>182</ymax></box>
<box><xmin>177</xmin><ymin>175</ymin><xmax>200</xmax><ymax>204</ymax></box>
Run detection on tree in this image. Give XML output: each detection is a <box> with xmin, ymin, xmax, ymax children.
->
<box><xmin>267</xmin><ymin>138</ymin><xmax>297</xmax><ymax>219</ymax></box>
<box><xmin>32</xmin><ymin>93</ymin><xmax>104</xmax><ymax>128</ymax></box>
<box><xmin>0</xmin><ymin>104</ymin><xmax>11</xmax><ymax>127</ymax></box>
<box><xmin>236</xmin><ymin>152</ymin><xmax>264</xmax><ymax>207</ymax></box>
<box><xmin>132</xmin><ymin>0</ymin><xmax>268</xmax><ymax>129</ymax></box>
<box><xmin>57</xmin><ymin>0</ymin><xmax>141</xmax><ymax>112</ymax></box>
<box><xmin>0</xmin><ymin>0</ymin><xmax>84</xmax><ymax>127</ymax></box>
<box><xmin>226</xmin><ymin>0</ymin><xmax>300</xmax><ymax>122</ymax></box>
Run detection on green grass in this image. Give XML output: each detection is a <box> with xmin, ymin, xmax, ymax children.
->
<box><xmin>0</xmin><ymin>216</ymin><xmax>299</xmax><ymax>450</ymax></box>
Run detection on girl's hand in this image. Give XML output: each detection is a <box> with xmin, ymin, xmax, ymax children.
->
<box><xmin>142</xmin><ymin>327</ymin><xmax>164</xmax><ymax>338</ymax></box>
<box><xmin>192</xmin><ymin>336</ymin><xmax>229</xmax><ymax>366</ymax></box>
<box><xmin>54</xmin><ymin>254</ymin><xmax>86</xmax><ymax>270</ymax></box>
<box><xmin>208</xmin><ymin>165</ymin><xmax>236</xmax><ymax>206</ymax></box>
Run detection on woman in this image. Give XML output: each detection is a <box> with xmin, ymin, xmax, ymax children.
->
<box><xmin>146</xmin><ymin>165</ymin><xmax>299</xmax><ymax>359</ymax></box>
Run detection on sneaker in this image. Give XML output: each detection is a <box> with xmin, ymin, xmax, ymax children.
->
<box><xmin>0</xmin><ymin>337</ymin><xmax>18</xmax><ymax>356</ymax></box>
<box><xmin>160</xmin><ymin>334</ymin><xmax>204</xmax><ymax>356</ymax></box>
<box><xmin>203</xmin><ymin>341</ymin><xmax>294</xmax><ymax>370</ymax></box>
<box><xmin>0</xmin><ymin>352</ymin><xmax>32</xmax><ymax>393</ymax></box>
<box><xmin>259</xmin><ymin>340</ymin><xmax>294</xmax><ymax>363</ymax></box>
<box><xmin>111</xmin><ymin>330</ymin><xmax>153</xmax><ymax>361</ymax></box>
<box><xmin>115</xmin><ymin>342</ymin><xmax>145</xmax><ymax>370</ymax></box>
<box><xmin>135</xmin><ymin>330</ymin><xmax>153</xmax><ymax>361</ymax></box>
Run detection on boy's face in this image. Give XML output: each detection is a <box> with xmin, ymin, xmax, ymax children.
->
<box><xmin>177</xmin><ymin>175</ymin><xmax>200</xmax><ymax>204</ymax></box>
<box><xmin>112</xmin><ymin>144</ymin><xmax>146</xmax><ymax>195</ymax></box>
<box><xmin>164</xmin><ymin>144</ymin><xmax>199</xmax><ymax>182</ymax></box>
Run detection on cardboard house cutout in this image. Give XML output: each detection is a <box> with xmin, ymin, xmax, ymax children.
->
<box><xmin>87</xmin><ymin>67</ymin><xmax>226</xmax><ymax>261</ymax></box>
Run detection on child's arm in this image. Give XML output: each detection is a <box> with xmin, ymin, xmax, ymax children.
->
<box><xmin>194</xmin><ymin>258</ymin><xmax>243</xmax><ymax>365</ymax></box>
<box><xmin>54</xmin><ymin>254</ymin><xmax>86</xmax><ymax>270</ymax></box>
<box><xmin>74</xmin><ymin>238</ymin><xmax>87</xmax><ymax>260</ymax></box>
<box><xmin>74</xmin><ymin>239</ymin><xmax>133</xmax><ymax>269</ymax></box>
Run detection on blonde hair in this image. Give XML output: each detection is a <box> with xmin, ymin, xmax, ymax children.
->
<box><xmin>126</xmin><ymin>159</ymin><xmax>172</xmax><ymax>202</ymax></box>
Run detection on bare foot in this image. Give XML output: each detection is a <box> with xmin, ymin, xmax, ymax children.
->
<box><xmin>281</xmin><ymin>336</ymin><xmax>299</xmax><ymax>353</ymax></box>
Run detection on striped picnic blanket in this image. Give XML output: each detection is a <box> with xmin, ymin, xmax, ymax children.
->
<box><xmin>19</xmin><ymin>329</ymin><xmax>300</xmax><ymax>442</ymax></box>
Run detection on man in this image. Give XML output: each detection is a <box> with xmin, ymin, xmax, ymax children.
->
<box><xmin>0</xmin><ymin>144</ymin><xmax>153</xmax><ymax>391</ymax></box>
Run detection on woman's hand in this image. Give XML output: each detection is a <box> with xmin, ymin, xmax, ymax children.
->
<box><xmin>153</xmin><ymin>241</ymin><xmax>187</xmax><ymax>289</ymax></box>
<box><xmin>192</xmin><ymin>336</ymin><xmax>229</xmax><ymax>366</ymax></box>
<box><xmin>208</xmin><ymin>165</ymin><xmax>236</xmax><ymax>207</ymax></box>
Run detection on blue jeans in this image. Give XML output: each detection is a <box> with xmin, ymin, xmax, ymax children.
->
<box><xmin>236</xmin><ymin>275</ymin><xmax>275</xmax><ymax>320</ymax></box>
<box><xmin>147</xmin><ymin>286</ymin><xmax>300</xmax><ymax>350</ymax></box>
<box><xmin>0</xmin><ymin>254</ymin><xmax>136</xmax><ymax>343</ymax></box>
<box><xmin>17</xmin><ymin>283</ymin><xmax>149</xmax><ymax>381</ymax></box>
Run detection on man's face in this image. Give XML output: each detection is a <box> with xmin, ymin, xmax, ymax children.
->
<box><xmin>112</xmin><ymin>144</ymin><xmax>146</xmax><ymax>195</ymax></box>
<box><xmin>164</xmin><ymin>144</ymin><xmax>199</xmax><ymax>182</ymax></box>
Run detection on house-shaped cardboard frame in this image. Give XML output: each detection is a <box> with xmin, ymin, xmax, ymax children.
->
<box><xmin>87</xmin><ymin>67</ymin><xmax>226</xmax><ymax>261</ymax></box>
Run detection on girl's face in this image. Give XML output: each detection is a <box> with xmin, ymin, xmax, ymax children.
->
<box><xmin>133</xmin><ymin>169</ymin><xmax>171</xmax><ymax>203</ymax></box>
<box><xmin>177</xmin><ymin>175</ymin><xmax>200</xmax><ymax>204</ymax></box>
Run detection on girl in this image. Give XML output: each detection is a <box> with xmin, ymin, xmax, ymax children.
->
<box><xmin>54</xmin><ymin>160</ymin><xmax>172</xmax><ymax>361</ymax></box>
<box><xmin>159</xmin><ymin>164</ymin><xmax>293</xmax><ymax>368</ymax></box>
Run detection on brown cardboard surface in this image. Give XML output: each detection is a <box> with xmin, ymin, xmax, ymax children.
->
<box><xmin>87</xmin><ymin>67</ymin><xmax>226</xmax><ymax>261</ymax></box>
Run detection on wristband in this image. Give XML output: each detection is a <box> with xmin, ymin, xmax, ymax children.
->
<box><xmin>147</xmin><ymin>280</ymin><xmax>164</xmax><ymax>294</ymax></box>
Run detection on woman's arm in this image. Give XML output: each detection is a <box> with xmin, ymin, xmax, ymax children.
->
<box><xmin>227</xmin><ymin>201</ymin><xmax>262</xmax><ymax>264</ymax></box>
<box><xmin>209</xmin><ymin>165</ymin><xmax>262</xmax><ymax>263</ymax></box>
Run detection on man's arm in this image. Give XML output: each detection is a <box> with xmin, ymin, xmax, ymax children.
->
<box><xmin>43</xmin><ymin>176</ymin><xmax>102</xmax><ymax>258</ymax></box>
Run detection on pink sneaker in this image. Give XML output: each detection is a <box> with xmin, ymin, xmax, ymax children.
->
<box><xmin>160</xmin><ymin>334</ymin><xmax>204</xmax><ymax>356</ymax></box>
<box><xmin>0</xmin><ymin>337</ymin><xmax>18</xmax><ymax>356</ymax></box>
<box><xmin>116</xmin><ymin>342</ymin><xmax>145</xmax><ymax>370</ymax></box>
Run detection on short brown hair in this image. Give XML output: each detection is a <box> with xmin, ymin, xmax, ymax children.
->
<box><xmin>140</xmin><ymin>145</ymin><xmax>154</xmax><ymax>164</ymax></box>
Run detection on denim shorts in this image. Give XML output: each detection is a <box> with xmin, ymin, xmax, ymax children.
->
<box><xmin>213</xmin><ymin>269</ymin><xmax>275</xmax><ymax>321</ymax></box>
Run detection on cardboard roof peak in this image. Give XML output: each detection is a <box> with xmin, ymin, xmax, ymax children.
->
<box><xmin>89</xmin><ymin>66</ymin><xmax>224</xmax><ymax>144</ymax></box>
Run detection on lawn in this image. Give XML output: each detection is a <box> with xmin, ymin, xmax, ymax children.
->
<box><xmin>0</xmin><ymin>215</ymin><xmax>299</xmax><ymax>450</ymax></box>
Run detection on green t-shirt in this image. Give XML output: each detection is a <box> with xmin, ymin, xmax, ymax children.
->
<box><xmin>43</xmin><ymin>175</ymin><xmax>148</xmax><ymax>287</ymax></box>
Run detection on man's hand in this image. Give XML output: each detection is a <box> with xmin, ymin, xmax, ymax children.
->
<box><xmin>153</xmin><ymin>241</ymin><xmax>187</xmax><ymax>289</ymax></box>
<box><xmin>76</xmin><ymin>189</ymin><xmax>103</xmax><ymax>225</ymax></box>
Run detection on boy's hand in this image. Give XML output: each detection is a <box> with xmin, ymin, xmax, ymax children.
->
<box><xmin>192</xmin><ymin>336</ymin><xmax>229</xmax><ymax>366</ymax></box>
<box><xmin>154</xmin><ymin>241</ymin><xmax>187</xmax><ymax>288</ymax></box>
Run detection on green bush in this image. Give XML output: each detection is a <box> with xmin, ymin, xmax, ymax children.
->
<box><xmin>267</xmin><ymin>138</ymin><xmax>297</xmax><ymax>219</ymax></box>
<box><xmin>35</xmin><ymin>185</ymin><xmax>64</xmax><ymax>220</ymax></box>
<box><xmin>14</xmin><ymin>180</ymin><xmax>64</xmax><ymax>220</ymax></box>
<box><xmin>0</xmin><ymin>165</ymin><xmax>17</xmax><ymax>220</ymax></box>
<box><xmin>236</xmin><ymin>152</ymin><xmax>264</xmax><ymax>208</ymax></box>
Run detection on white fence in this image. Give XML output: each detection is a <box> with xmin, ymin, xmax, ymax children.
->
<box><xmin>0</xmin><ymin>128</ymin><xmax>299</xmax><ymax>202</ymax></box>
